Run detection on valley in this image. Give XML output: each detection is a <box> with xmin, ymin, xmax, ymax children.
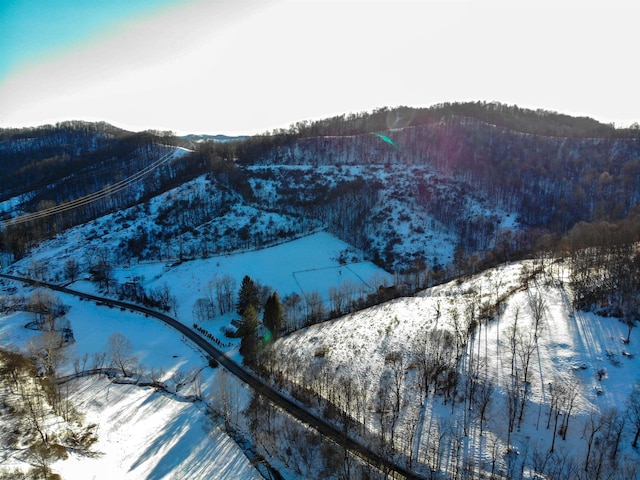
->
<box><xmin>1</xmin><ymin>103</ymin><xmax>640</xmax><ymax>479</ymax></box>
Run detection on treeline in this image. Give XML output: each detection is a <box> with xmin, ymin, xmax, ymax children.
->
<box><xmin>560</xmin><ymin>206</ymin><xmax>640</xmax><ymax>339</ymax></box>
<box><xmin>0</xmin><ymin>122</ymin><xmax>154</xmax><ymax>200</ymax></box>
<box><xmin>246</xmin><ymin>119</ymin><xmax>640</xmax><ymax>227</ymax></box>
<box><xmin>232</xmin><ymin>101</ymin><xmax>639</xmax><ymax>164</ymax></box>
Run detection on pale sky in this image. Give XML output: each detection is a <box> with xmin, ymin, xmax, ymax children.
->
<box><xmin>1</xmin><ymin>0</ymin><xmax>638</xmax><ymax>136</ymax></box>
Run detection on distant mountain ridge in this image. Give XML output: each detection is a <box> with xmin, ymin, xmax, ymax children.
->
<box><xmin>180</xmin><ymin>133</ymin><xmax>248</xmax><ymax>143</ymax></box>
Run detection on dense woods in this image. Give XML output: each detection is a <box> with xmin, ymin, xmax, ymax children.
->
<box><xmin>3</xmin><ymin>103</ymin><xmax>639</xmax><ymax>270</ymax></box>
<box><xmin>243</xmin><ymin>113</ymin><xmax>640</xmax><ymax>230</ymax></box>
<box><xmin>226</xmin><ymin>103</ymin><xmax>640</xmax><ymax>275</ymax></box>
<box><xmin>0</xmin><ymin>123</ymin><xmax>215</xmax><ymax>258</ymax></box>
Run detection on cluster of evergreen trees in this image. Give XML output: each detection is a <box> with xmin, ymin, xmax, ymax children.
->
<box><xmin>235</xmin><ymin>275</ymin><xmax>283</xmax><ymax>366</ymax></box>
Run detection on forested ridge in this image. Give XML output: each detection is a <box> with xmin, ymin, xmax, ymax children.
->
<box><xmin>268</xmin><ymin>120</ymin><xmax>638</xmax><ymax>229</ymax></box>
<box><xmin>227</xmin><ymin>102</ymin><xmax>640</xmax><ymax>272</ymax></box>
<box><xmin>2</xmin><ymin>102</ymin><xmax>640</xmax><ymax>271</ymax></box>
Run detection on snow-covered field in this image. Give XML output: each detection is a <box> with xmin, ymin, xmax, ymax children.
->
<box><xmin>0</xmin><ymin>231</ymin><xmax>392</xmax><ymax>479</ymax></box>
<box><xmin>111</xmin><ymin>231</ymin><xmax>392</xmax><ymax>316</ymax></box>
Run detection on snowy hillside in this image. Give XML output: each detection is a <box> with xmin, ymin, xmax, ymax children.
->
<box><xmin>0</xmin><ymin>289</ymin><xmax>261</xmax><ymax>479</ymax></box>
<box><xmin>55</xmin><ymin>377</ymin><xmax>261</xmax><ymax>480</ymax></box>
<box><xmin>1</xmin><ymin>124</ymin><xmax>525</xmax><ymax>274</ymax></box>
<box><xmin>269</xmin><ymin>261</ymin><xmax>640</xmax><ymax>478</ymax></box>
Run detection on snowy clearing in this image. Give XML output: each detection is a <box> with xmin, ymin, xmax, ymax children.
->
<box><xmin>54</xmin><ymin>377</ymin><xmax>260</xmax><ymax>480</ymax></box>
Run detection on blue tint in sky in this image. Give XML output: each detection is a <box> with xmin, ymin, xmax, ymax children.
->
<box><xmin>0</xmin><ymin>1</ymin><xmax>638</xmax><ymax>135</ymax></box>
<box><xmin>0</xmin><ymin>0</ymin><xmax>177</xmax><ymax>77</ymax></box>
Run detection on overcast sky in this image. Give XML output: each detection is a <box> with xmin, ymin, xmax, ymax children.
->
<box><xmin>1</xmin><ymin>0</ymin><xmax>638</xmax><ymax>135</ymax></box>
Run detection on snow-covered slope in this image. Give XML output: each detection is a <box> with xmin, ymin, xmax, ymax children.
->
<box><xmin>271</xmin><ymin>261</ymin><xmax>640</xmax><ymax>477</ymax></box>
<box><xmin>55</xmin><ymin>377</ymin><xmax>260</xmax><ymax>480</ymax></box>
<box><xmin>0</xmin><ymin>289</ymin><xmax>261</xmax><ymax>479</ymax></box>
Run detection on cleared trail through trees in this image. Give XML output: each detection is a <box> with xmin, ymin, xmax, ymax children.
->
<box><xmin>0</xmin><ymin>149</ymin><xmax>184</xmax><ymax>228</ymax></box>
<box><xmin>0</xmin><ymin>272</ymin><xmax>423</xmax><ymax>480</ymax></box>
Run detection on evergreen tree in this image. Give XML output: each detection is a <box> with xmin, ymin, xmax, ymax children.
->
<box><xmin>236</xmin><ymin>275</ymin><xmax>259</xmax><ymax>316</ymax></box>
<box><xmin>263</xmin><ymin>291</ymin><xmax>284</xmax><ymax>339</ymax></box>
<box><xmin>238</xmin><ymin>304</ymin><xmax>259</xmax><ymax>366</ymax></box>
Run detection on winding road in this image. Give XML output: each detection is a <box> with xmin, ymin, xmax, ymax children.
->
<box><xmin>0</xmin><ymin>273</ymin><xmax>422</xmax><ymax>479</ymax></box>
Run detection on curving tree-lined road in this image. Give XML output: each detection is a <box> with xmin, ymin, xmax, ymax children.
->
<box><xmin>0</xmin><ymin>273</ymin><xmax>423</xmax><ymax>479</ymax></box>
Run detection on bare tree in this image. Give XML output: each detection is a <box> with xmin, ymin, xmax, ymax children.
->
<box><xmin>505</xmin><ymin>367</ymin><xmax>520</xmax><ymax>450</ymax></box>
<box><xmin>89</xmin><ymin>246</ymin><xmax>114</xmax><ymax>292</ymax></box>
<box><xmin>91</xmin><ymin>351</ymin><xmax>107</xmax><ymax>371</ymax></box>
<box><xmin>149</xmin><ymin>366</ymin><xmax>166</xmax><ymax>386</ymax></box>
<box><xmin>529</xmin><ymin>291</ymin><xmax>546</xmax><ymax>339</ymax></box>
<box><xmin>63</xmin><ymin>258</ymin><xmax>80</xmax><ymax>282</ymax></box>
<box><xmin>448</xmin><ymin>304</ymin><xmax>467</xmax><ymax>360</ymax></box>
<box><xmin>626</xmin><ymin>382</ymin><xmax>640</xmax><ymax>448</ymax></box>
<box><xmin>583</xmin><ymin>410</ymin><xmax>605</xmax><ymax>474</ymax></box>
<box><xmin>548</xmin><ymin>374</ymin><xmax>581</xmax><ymax>452</ymax></box>
<box><xmin>401</xmin><ymin>401</ymin><xmax>422</xmax><ymax>470</ymax></box>
<box><xmin>149</xmin><ymin>282</ymin><xmax>174</xmax><ymax>312</ymax></box>
<box><xmin>29</xmin><ymin>259</ymin><xmax>48</xmax><ymax>281</ymax></box>
<box><xmin>73</xmin><ymin>352</ymin><xmax>89</xmax><ymax>375</ymax></box>
<box><xmin>27</xmin><ymin>330</ymin><xmax>67</xmax><ymax>377</ymax></box>
<box><xmin>472</xmin><ymin>378</ymin><xmax>495</xmax><ymax>436</ymax></box>
<box><xmin>27</xmin><ymin>289</ymin><xmax>64</xmax><ymax>331</ymax></box>
<box><xmin>304</xmin><ymin>290</ymin><xmax>324</xmax><ymax>325</ymax></box>
<box><xmin>426</xmin><ymin>418</ymin><xmax>448</xmax><ymax>472</ymax></box>
<box><xmin>375</xmin><ymin>374</ymin><xmax>393</xmax><ymax>453</ymax></box>
<box><xmin>351</xmin><ymin>372</ymin><xmax>370</xmax><ymax>436</ymax></box>
<box><xmin>106</xmin><ymin>333</ymin><xmax>137</xmax><ymax>376</ymax></box>
<box><xmin>328</xmin><ymin>285</ymin><xmax>347</xmax><ymax>315</ymax></box>
<box><xmin>172</xmin><ymin>366</ymin><xmax>203</xmax><ymax>396</ymax></box>
<box><xmin>411</xmin><ymin>327</ymin><xmax>456</xmax><ymax>401</ymax></box>
<box><xmin>384</xmin><ymin>351</ymin><xmax>406</xmax><ymax>450</ymax></box>
<box><xmin>206</xmin><ymin>274</ymin><xmax>236</xmax><ymax>316</ymax></box>
<box><xmin>559</xmin><ymin>376</ymin><xmax>580</xmax><ymax>441</ymax></box>
<box><xmin>582</xmin><ymin>407</ymin><xmax>629</xmax><ymax>479</ymax></box>
<box><xmin>283</xmin><ymin>292</ymin><xmax>303</xmax><ymax>332</ymax></box>
<box><xmin>504</xmin><ymin>308</ymin><xmax>522</xmax><ymax>448</ymax></box>
<box><xmin>192</xmin><ymin>297</ymin><xmax>214</xmax><ymax>323</ymax></box>
<box><xmin>209</xmin><ymin>369</ymin><xmax>240</xmax><ymax>432</ymax></box>
<box><xmin>516</xmin><ymin>327</ymin><xmax>538</xmax><ymax>427</ymax></box>
<box><xmin>505</xmin><ymin>303</ymin><xmax>521</xmax><ymax>378</ymax></box>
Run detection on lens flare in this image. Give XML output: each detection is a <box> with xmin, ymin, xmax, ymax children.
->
<box><xmin>373</xmin><ymin>132</ymin><xmax>399</xmax><ymax>150</ymax></box>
